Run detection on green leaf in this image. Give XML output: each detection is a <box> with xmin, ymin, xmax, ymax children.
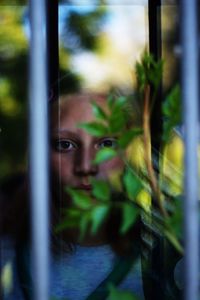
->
<box><xmin>54</xmin><ymin>220</ymin><xmax>71</xmax><ymax>233</ymax></box>
<box><xmin>78</xmin><ymin>122</ymin><xmax>108</xmax><ymax>137</ymax></box>
<box><xmin>162</xmin><ymin>85</ymin><xmax>181</xmax><ymax>141</ymax></box>
<box><xmin>91</xmin><ymin>101</ymin><xmax>107</xmax><ymax>120</ymax></box>
<box><xmin>91</xmin><ymin>178</ymin><xmax>111</xmax><ymax>201</ymax></box>
<box><xmin>120</xmin><ymin>203</ymin><xmax>138</xmax><ymax>234</ymax></box>
<box><xmin>135</xmin><ymin>62</ymin><xmax>146</xmax><ymax>92</ymax></box>
<box><xmin>66</xmin><ymin>188</ymin><xmax>92</xmax><ymax>210</ymax></box>
<box><xmin>54</xmin><ymin>208</ymin><xmax>81</xmax><ymax>233</ymax></box>
<box><xmin>62</xmin><ymin>207</ymin><xmax>81</xmax><ymax>217</ymax></box>
<box><xmin>148</xmin><ymin>59</ymin><xmax>163</xmax><ymax>90</ymax></box>
<box><xmin>107</xmin><ymin>284</ymin><xmax>140</xmax><ymax>300</ymax></box>
<box><xmin>123</xmin><ymin>169</ymin><xmax>143</xmax><ymax>200</ymax></box>
<box><xmin>108</xmin><ymin>96</ymin><xmax>129</xmax><ymax>133</ymax></box>
<box><xmin>93</xmin><ymin>148</ymin><xmax>117</xmax><ymax>164</ymax></box>
<box><xmin>79</xmin><ymin>213</ymin><xmax>90</xmax><ymax>241</ymax></box>
<box><xmin>90</xmin><ymin>205</ymin><xmax>109</xmax><ymax>234</ymax></box>
<box><xmin>107</xmin><ymin>94</ymin><xmax>115</xmax><ymax>109</ymax></box>
<box><xmin>135</xmin><ymin>52</ymin><xmax>163</xmax><ymax>93</ymax></box>
<box><xmin>118</xmin><ymin>128</ymin><xmax>143</xmax><ymax>148</ymax></box>
<box><xmin>109</xmin><ymin>111</ymin><xmax>127</xmax><ymax>133</ymax></box>
<box><xmin>114</xmin><ymin>96</ymin><xmax>127</xmax><ymax>107</ymax></box>
<box><xmin>107</xmin><ymin>95</ymin><xmax>127</xmax><ymax>111</ymax></box>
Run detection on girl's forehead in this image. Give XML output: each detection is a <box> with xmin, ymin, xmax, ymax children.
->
<box><xmin>51</xmin><ymin>94</ymin><xmax>108</xmax><ymax>123</ymax></box>
<box><xmin>60</xmin><ymin>93</ymin><xmax>107</xmax><ymax>105</ymax></box>
<box><xmin>52</xmin><ymin>94</ymin><xmax>107</xmax><ymax>113</ymax></box>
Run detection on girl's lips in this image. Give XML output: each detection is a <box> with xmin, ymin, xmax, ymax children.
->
<box><xmin>76</xmin><ymin>184</ymin><xmax>92</xmax><ymax>191</ymax></box>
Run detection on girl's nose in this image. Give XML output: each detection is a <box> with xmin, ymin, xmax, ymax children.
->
<box><xmin>74</xmin><ymin>148</ymin><xmax>98</xmax><ymax>176</ymax></box>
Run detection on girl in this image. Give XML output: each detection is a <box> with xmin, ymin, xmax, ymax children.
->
<box><xmin>0</xmin><ymin>92</ymin><xmax>181</xmax><ymax>300</ymax></box>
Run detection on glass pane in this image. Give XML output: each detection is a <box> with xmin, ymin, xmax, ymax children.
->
<box><xmin>50</xmin><ymin>3</ymin><xmax>148</xmax><ymax>300</ymax></box>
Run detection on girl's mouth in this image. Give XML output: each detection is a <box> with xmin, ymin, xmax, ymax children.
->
<box><xmin>76</xmin><ymin>184</ymin><xmax>92</xmax><ymax>191</ymax></box>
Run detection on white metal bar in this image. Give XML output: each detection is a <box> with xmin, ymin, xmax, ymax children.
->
<box><xmin>181</xmin><ymin>0</ymin><xmax>199</xmax><ymax>299</ymax></box>
<box><xmin>29</xmin><ymin>0</ymin><xmax>50</xmax><ymax>299</ymax></box>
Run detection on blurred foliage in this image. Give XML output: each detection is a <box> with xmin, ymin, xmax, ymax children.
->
<box><xmin>62</xmin><ymin>6</ymin><xmax>107</xmax><ymax>52</ymax></box>
<box><xmin>0</xmin><ymin>7</ymin><xmax>28</xmax><ymax>179</ymax></box>
<box><xmin>0</xmin><ymin>262</ymin><xmax>13</xmax><ymax>296</ymax></box>
<box><xmin>0</xmin><ymin>0</ymin><xmax>27</xmax><ymax>4</ymax></box>
<box><xmin>0</xmin><ymin>4</ymin><xmax>107</xmax><ymax>180</ymax></box>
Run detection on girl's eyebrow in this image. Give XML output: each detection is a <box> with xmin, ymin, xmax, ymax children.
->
<box><xmin>51</xmin><ymin>129</ymin><xmax>79</xmax><ymax>137</ymax></box>
<box><xmin>52</xmin><ymin>129</ymin><xmax>75</xmax><ymax>134</ymax></box>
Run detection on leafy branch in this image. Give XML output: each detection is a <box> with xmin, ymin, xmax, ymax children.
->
<box><xmin>135</xmin><ymin>53</ymin><xmax>183</xmax><ymax>254</ymax></box>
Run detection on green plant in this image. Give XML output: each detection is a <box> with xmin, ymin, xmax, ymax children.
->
<box><xmin>55</xmin><ymin>52</ymin><xmax>183</xmax><ymax>299</ymax></box>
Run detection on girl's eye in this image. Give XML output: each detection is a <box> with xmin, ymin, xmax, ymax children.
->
<box><xmin>53</xmin><ymin>140</ymin><xmax>77</xmax><ymax>152</ymax></box>
<box><xmin>98</xmin><ymin>138</ymin><xmax>117</xmax><ymax>149</ymax></box>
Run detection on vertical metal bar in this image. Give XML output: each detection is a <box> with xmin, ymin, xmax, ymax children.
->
<box><xmin>148</xmin><ymin>0</ymin><xmax>162</xmax><ymax>150</ymax></box>
<box><xmin>29</xmin><ymin>0</ymin><xmax>50</xmax><ymax>299</ymax></box>
<box><xmin>148</xmin><ymin>1</ymin><xmax>164</xmax><ymax>298</ymax></box>
<box><xmin>148</xmin><ymin>0</ymin><xmax>161</xmax><ymax>60</ymax></box>
<box><xmin>181</xmin><ymin>0</ymin><xmax>199</xmax><ymax>299</ymax></box>
<box><xmin>47</xmin><ymin>0</ymin><xmax>59</xmax><ymax>100</ymax></box>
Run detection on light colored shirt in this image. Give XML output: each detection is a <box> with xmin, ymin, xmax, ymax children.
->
<box><xmin>1</xmin><ymin>239</ymin><xmax>144</xmax><ymax>299</ymax></box>
<box><xmin>49</xmin><ymin>244</ymin><xmax>144</xmax><ymax>299</ymax></box>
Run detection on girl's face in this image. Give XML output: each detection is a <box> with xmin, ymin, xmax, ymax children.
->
<box><xmin>50</xmin><ymin>94</ymin><xmax>124</xmax><ymax>201</ymax></box>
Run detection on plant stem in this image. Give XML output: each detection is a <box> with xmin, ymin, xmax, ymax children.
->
<box><xmin>142</xmin><ymin>84</ymin><xmax>184</xmax><ymax>255</ymax></box>
<box><xmin>143</xmin><ymin>84</ymin><xmax>168</xmax><ymax>218</ymax></box>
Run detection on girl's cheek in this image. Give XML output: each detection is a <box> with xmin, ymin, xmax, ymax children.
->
<box><xmin>52</xmin><ymin>156</ymin><xmax>74</xmax><ymax>184</ymax></box>
<box><xmin>51</xmin><ymin>153</ymin><xmax>61</xmax><ymax>171</ymax></box>
<box><xmin>51</xmin><ymin>152</ymin><xmax>73</xmax><ymax>168</ymax></box>
<box><xmin>100</xmin><ymin>157</ymin><xmax>124</xmax><ymax>174</ymax></box>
